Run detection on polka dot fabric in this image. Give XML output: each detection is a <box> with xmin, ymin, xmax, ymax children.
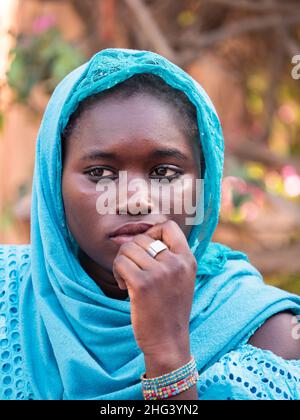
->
<box><xmin>0</xmin><ymin>244</ymin><xmax>299</xmax><ymax>399</ymax></box>
<box><xmin>0</xmin><ymin>245</ymin><xmax>34</xmax><ymax>400</ymax></box>
<box><xmin>197</xmin><ymin>344</ymin><xmax>300</xmax><ymax>400</ymax></box>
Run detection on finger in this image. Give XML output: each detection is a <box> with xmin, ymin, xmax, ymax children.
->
<box><xmin>145</xmin><ymin>220</ymin><xmax>189</xmax><ymax>254</ymax></box>
<box><xmin>135</xmin><ymin>233</ymin><xmax>175</xmax><ymax>265</ymax></box>
<box><xmin>118</xmin><ymin>240</ymin><xmax>159</xmax><ymax>271</ymax></box>
<box><xmin>112</xmin><ymin>254</ymin><xmax>141</xmax><ymax>290</ymax></box>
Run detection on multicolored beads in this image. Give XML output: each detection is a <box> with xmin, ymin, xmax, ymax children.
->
<box><xmin>141</xmin><ymin>355</ymin><xmax>199</xmax><ymax>400</ymax></box>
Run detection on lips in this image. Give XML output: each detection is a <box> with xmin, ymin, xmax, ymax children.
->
<box><xmin>109</xmin><ymin>223</ymin><xmax>154</xmax><ymax>245</ymax></box>
<box><xmin>109</xmin><ymin>223</ymin><xmax>154</xmax><ymax>238</ymax></box>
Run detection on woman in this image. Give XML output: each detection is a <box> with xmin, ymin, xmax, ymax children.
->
<box><xmin>0</xmin><ymin>48</ymin><xmax>299</xmax><ymax>400</ymax></box>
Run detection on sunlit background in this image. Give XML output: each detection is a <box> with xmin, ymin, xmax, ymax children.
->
<box><xmin>0</xmin><ymin>0</ymin><xmax>300</xmax><ymax>293</ymax></box>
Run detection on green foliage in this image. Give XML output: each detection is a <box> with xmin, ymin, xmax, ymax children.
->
<box><xmin>246</xmin><ymin>72</ymin><xmax>268</xmax><ymax>117</ymax></box>
<box><xmin>266</xmin><ymin>274</ymin><xmax>300</xmax><ymax>295</ymax></box>
<box><xmin>231</xmin><ymin>189</ymin><xmax>252</xmax><ymax>208</ymax></box>
<box><xmin>0</xmin><ymin>204</ymin><xmax>14</xmax><ymax>232</ymax></box>
<box><xmin>7</xmin><ymin>27</ymin><xmax>86</xmax><ymax>102</ymax></box>
<box><xmin>0</xmin><ymin>111</ymin><xmax>3</xmax><ymax>133</ymax></box>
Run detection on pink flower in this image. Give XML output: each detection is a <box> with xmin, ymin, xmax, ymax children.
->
<box><xmin>284</xmin><ymin>174</ymin><xmax>300</xmax><ymax>197</ymax></box>
<box><xmin>240</xmin><ymin>201</ymin><xmax>260</xmax><ymax>222</ymax></box>
<box><xmin>223</xmin><ymin>176</ymin><xmax>248</xmax><ymax>195</ymax></box>
<box><xmin>281</xmin><ymin>165</ymin><xmax>297</xmax><ymax>178</ymax></box>
<box><xmin>32</xmin><ymin>15</ymin><xmax>56</xmax><ymax>34</ymax></box>
<box><xmin>277</xmin><ymin>104</ymin><xmax>297</xmax><ymax>124</ymax></box>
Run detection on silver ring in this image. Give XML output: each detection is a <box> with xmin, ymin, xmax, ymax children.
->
<box><xmin>146</xmin><ymin>240</ymin><xmax>168</xmax><ymax>259</ymax></box>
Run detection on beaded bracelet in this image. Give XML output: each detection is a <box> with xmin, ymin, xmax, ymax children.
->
<box><xmin>142</xmin><ymin>372</ymin><xmax>199</xmax><ymax>400</ymax></box>
<box><xmin>141</xmin><ymin>355</ymin><xmax>196</xmax><ymax>388</ymax></box>
<box><xmin>141</xmin><ymin>355</ymin><xmax>199</xmax><ymax>400</ymax></box>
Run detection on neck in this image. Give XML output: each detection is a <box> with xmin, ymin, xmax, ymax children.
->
<box><xmin>78</xmin><ymin>250</ymin><xmax>129</xmax><ymax>301</ymax></box>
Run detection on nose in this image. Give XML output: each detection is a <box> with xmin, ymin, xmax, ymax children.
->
<box><xmin>117</xmin><ymin>175</ymin><xmax>155</xmax><ymax>215</ymax></box>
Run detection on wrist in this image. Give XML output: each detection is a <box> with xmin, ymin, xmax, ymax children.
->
<box><xmin>143</xmin><ymin>345</ymin><xmax>191</xmax><ymax>379</ymax></box>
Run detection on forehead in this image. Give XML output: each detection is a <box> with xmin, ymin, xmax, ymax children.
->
<box><xmin>68</xmin><ymin>93</ymin><xmax>196</xmax><ymax>154</ymax></box>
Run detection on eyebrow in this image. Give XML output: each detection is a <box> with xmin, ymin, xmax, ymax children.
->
<box><xmin>80</xmin><ymin>147</ymin><xmax>189</xmax><ymax>162</ymax></box>
<box><xmin>80</xmin><ymin>150</ymin><xmax>117</xmax><ymax>162</ymax></box>
<box><xmin>150</xmin><ymin>148</ymin><xmax>189</xmax><ymax>161</ymax></box>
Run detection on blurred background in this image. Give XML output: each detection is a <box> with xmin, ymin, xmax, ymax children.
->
<box><xmin>0</xmin><ymin>0</ymin><xmax>300</xmax><ymax>293</ymax></box>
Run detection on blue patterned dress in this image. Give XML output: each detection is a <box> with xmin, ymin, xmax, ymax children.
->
<box><xmin>1</xmin><ymin>244</ymin><xmax>299</xmax><ymax>400</ymax></box>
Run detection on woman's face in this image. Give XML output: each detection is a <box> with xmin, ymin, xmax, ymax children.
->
<box><xmin>62</xmin><ymin>93</ymin><xmax>201</xmax><ymax>277</ymax></box>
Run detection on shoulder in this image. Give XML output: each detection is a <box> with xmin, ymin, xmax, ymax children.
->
<box><xmin>248</xmin><ymin>311</ymin><xmax>300</xmax><ymax>360</ymax></box>
<box><xmin>199</xmin><ymin>340</ymin><xmax>300</xmax><ymax>400</ymax></box>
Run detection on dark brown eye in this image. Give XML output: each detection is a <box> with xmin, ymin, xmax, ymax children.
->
<box><xmin>86</xmin><ymin>167</ymin><xmax>115</xmax><ymax>179</ymax></box>
<box><xmin>150</xmin><ymin>166</ymin><xmax>182</xmax><ymax>180</ymax></box>
<box><xmin>155</xmin><ymin>167</ymin><xmax>168</xmax><ymax>176</ymax></box>
<box><xmin>89</xmin><ymin>168</ymin><xmax>104</xmax><ymax>177</ymax></box>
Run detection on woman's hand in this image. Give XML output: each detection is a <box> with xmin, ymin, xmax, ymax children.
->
<box><xmin>112</xmin><ymin>220</ymin><xmax>197</xmax><ymax>371</ymax></box>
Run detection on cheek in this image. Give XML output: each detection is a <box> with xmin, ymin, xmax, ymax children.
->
<box><xmin>159</xmin><ymin>175</ymin><xmax>198</xmax><ymax>212</ymax></box>
<box><xmin>62</xmin><ymin>170</ymin><xmax>118</xmax><ymax>269</ymax></box>
<box><xmin>158</xmin><ymin>174</ymin><xmax>198</xmax><ymax>236</ymax></box>
<box><xmin>61</xmin><ymin>170</ymin><xmax>104</xmax><ymax>236</ymax></box>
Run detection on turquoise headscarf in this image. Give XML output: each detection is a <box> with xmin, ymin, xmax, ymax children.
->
<box><xmin>19</xmin><ymin>48</ymin><xmax>300</xmax><ymax>400</ymax></box>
